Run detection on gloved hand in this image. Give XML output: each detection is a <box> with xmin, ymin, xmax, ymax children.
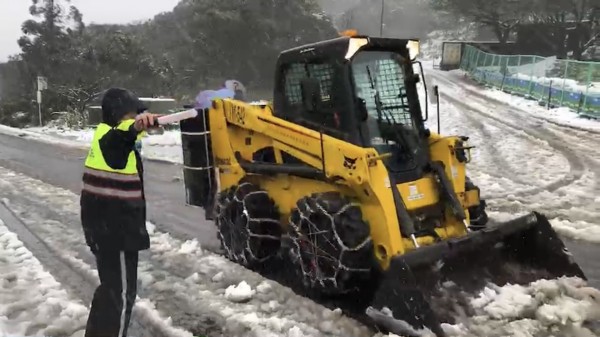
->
<box><xmin>134</xmin><ymin>112</ymin><xmax>162</xmax><ymax>131</ymax></box>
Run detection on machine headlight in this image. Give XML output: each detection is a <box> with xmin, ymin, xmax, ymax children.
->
<box><xmin>407</xmin><ymin>40</ymin><xmax>420</xmax><ymax>60</ymax></box>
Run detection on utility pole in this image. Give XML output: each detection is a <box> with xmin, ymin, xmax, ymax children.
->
<box><xmin>37</xmin><ymin>91</ymin><xmax>42</xmax><ymax>126</ymax></box>
<box><xmin>37</xmin><ymin>76</ymin><xmax>47</xmax><ymax>126</ymax></box>
<box><xmin>379</xmin><ymin>0</ymin><xmax>385</xmax><ymax>37</ymax></box>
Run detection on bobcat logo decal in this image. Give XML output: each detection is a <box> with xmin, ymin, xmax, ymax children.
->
<box><xmin>343</xmin><ymin>156</ymin><xmax>357</xmax><ymax>170</ymax></box>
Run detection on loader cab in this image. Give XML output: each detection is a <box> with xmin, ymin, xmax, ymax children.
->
<box><xmin>273</xmin><ymin>36</ymin><xmax>429</xmax><ymax>182</ymax></box>
<box><xmin>273</xmin><ymin>37</ymin><xmax>361</xmax><ymax>144</ymax></box>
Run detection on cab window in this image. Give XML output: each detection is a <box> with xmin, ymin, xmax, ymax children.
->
<box><xmin>282</xmin><ymin>62</ymin><xmax>340</xmax><ymax>131</ymax></box>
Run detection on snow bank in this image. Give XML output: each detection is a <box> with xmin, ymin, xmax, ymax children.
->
<box><xmin>445</xmin><ymin>277</ymin><xmax>600</xmax><ymax>337</ymax></box>
<box><xmin>140</xmin><ymin>129</ymin><xmax>183</xmax><ymax>164</ymax></box>
<box><xmin>511</xmin><ymin>73</ymin><xmax>600</xmax><ymax>96</ymax></box>
<box><xmin>448</xmin><ymin>68</ymin><xmax>600</xmax><ymax>132</ymax></box>
<box><xmin>28</xmin><ymin>126</ymin><xmax>94</xmax><ymax>144</ymax></box>
<box><xmin>0</xmin><ymin>219</ymin><xmax>87</xmax><ymax>337</ymax></box>
<box><xmin>482</xmin><ymin>87</ymin><xmax>600</xmax><ymax>133</ymax></box>
<box><xmin>0</xmin><ymin>125</ymin><xmax>184</xmax><ymax>164</ymax></box>
<box><xmin>0</xmin><ymin>124</ymin><xmax>87</xmax><ymax>150</ymax></box>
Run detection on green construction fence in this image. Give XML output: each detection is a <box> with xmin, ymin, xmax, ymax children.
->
<box><xmin>459</xmin><ymin>45</ymin><xmax>600</xmax><ymax>119</ymax></box>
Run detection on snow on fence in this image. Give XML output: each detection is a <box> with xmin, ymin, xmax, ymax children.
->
<box><xmin>460</xmin><ymin>45</ymin><xmax>600</xmax><ymax>118</ymax></box>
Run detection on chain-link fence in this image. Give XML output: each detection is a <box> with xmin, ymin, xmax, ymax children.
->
<box><xmin>460</xmin><ymin>45</ymin><xmax>600</xmax><ymax>118</ymax></box>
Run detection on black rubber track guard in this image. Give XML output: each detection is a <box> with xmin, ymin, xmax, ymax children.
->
<box><xmin>368</xmin><ymin>212</ymin><xmax>587</xmax><ymax>337</ymax></box>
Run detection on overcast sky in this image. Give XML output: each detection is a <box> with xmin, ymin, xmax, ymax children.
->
<box><xmin>0</xmin><ymin>0</ymin><xmax>181</xmax><ymax>62</ymax></box>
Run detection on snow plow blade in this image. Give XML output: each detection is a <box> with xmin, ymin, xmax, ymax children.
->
<box><xmin>367</xmin><ymin>212</ymin><xmax>586</xmax><ymax>337</ymax></box>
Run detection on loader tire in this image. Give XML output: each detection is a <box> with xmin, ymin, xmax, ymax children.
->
<box><xmin>288</xmin><ymin>192</ymin><xmax>374</xmax><ymax>295</ymax></box>
<box><xmin>215</xmin><ymin>183</ymin><xmax>282</xmax><ymax>267</ymax></box>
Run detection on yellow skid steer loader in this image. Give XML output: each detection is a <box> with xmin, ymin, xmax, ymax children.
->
<box><xmin>179</xmin><ymin>34</ymin><xmax>586</xmax><ymax>336</ymax></box>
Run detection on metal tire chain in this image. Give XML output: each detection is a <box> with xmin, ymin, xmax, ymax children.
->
<box><xmin>288</xmin><ymin>193</ymin><xmax>372</xmax><ymax>294</ymax></box>
<box><xmin>215</xmin><ymin>183</ymin><xmax>281</xmax><ymax>266</ymax></box>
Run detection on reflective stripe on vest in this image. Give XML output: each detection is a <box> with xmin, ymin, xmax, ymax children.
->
<box><xmin>82</xmin><ymin>120</ymin><xmax>143</xmax><ymax>199</ymax></box>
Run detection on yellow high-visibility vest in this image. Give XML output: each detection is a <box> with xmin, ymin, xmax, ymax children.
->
<box><xmin>84</xmin><ymin>119</ymin><xmax>142</xmax><ymax>174</ymax></box>
<box><xmin>82</xmin><ymin>119</ymin><xmax>145</xmax><ymax>199</ymax></box>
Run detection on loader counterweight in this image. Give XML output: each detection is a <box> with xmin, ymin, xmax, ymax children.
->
<box><xmin>179</xmin><ymin>34</ymin><xmax>587</xmax><ymax>337</ymax></box>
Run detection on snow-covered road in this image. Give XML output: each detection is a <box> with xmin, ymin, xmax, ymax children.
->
<box><xmin>0</xmin><ymin>168</ymin><xmax>377</xmax><ymax>337</ymax></box>
<box><xmin>428</xmin><ymin>69</ymin><xmax>600</xmax><ymax>244</ymax></box>
<box><xmin>1</xmin><ymin>160</ymin><xmax>599</xmax><ymax>337</ymax></box>
<box><xmin>0</xmin><ymin>217</ymin><xmax>87</xmax><ymax>337</ymax></box>
<box><xmin>1</xmin><ymin>66</ymin><xmax>600</xmax><ymax>336</ymax></box>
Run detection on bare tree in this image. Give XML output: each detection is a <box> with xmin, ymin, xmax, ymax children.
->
<box><xmin>432</xmin><ymin>0</ymin><xmax>534</xmax><ymax>43</ymax></box>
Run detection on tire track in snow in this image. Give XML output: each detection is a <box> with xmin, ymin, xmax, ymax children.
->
<box><xmin>0</xmin><ymin>166</ymin><xmax>375</xmax><ymax>337</ymax></box>
<box><xmin>456</xmin><ymin>105</ymin><xmax>537</xmax><ymax>186</ymax></box>
<box><xmin>430</xmin><ymin>71</ymin><xmax>600</xmax><ymax>238</ymax></box>
<box><xmin>430</xmin><ymin>73</ymin><xmax>576</xmax><ymax>197</ymax></box>
<box><xmin>433</xmin><ymin>70</ymin><xmax>600</xmax><ymax>161</ymax></box>
<box><xmin>438</xmin><ymin>90</ymin><xmax>586</xmax><ymax>199</ymax></box>
<box><xmin>0</xmin><ymin>201</ymin><xmax>156</xmax><ymax>337</ymax></box>
<box><xmin>435</xmin><ymin>72</ymin><xmax>600</xmax><ymax>137</ymax></box>
<box><xmin>442</xmin><ymin>78</ymin><xmax>600</xmax><ymax>205</ymax></box>
<box><xmin>0</xmin><ymin>168</ymin><xmax>222</xmax><ymax>337</ymax></box>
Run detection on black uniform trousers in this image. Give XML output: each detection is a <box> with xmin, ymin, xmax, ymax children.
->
<box><xmin>85</xmin><ymin>250</ymin><xmax>138</xmax><ymax>337</ymax></box>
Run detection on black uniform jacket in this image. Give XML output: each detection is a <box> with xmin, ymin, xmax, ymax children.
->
<box><xmin>80</xmin><ymin>124</ymin><xmax>150</xmax><ymax>252</ymax></box>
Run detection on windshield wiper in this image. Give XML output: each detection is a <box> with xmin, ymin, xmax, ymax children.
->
<box><xmin>366</xmin><ymin>65</ymin><xmax>384</xmax><ymax>123</ymax></box>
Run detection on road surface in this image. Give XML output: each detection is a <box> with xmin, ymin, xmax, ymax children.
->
<box><xmin>430</xmin><ymin>69</ymin><xmax>600</xmax><ymax>288</ymax></box>
<box><xmin>0</xmin><ymin>132</ymin><xmax>220</xmax><ymax>251</ymax></box>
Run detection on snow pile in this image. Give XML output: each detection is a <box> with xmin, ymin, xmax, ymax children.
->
<box><xmin>0</xmin><ymin>124</ymin><xmax>87</xmax><ymax>150</ymax></box>
<box><xmin>0</xmin><ymin>219</ymin><xmax>87</xmax><ymax>337</ymax></box>
<box><xmin>225</xmin><ymin>281</ymin><xmax>256</xmax><ymax>303</ymax></box>
<box><xmin>140</xmin><ymin>129</ymin><xmax>183</xmax><ymax>164</ymax></box>
<box><xmin>445</xmin><ymin>277</ymin><xmax>600</xmax><ymax>337</ymax></box>
<box><xmin>28</xmin><ymin>126</ymin><xmax>95</xmax><ymax>144</ymax></box>
<box><xmin>483</xmin><ymin>87</ymin><xmax>600</xmax><ymax>133</ymax></box>
<box><xmin>0</xmin><ymin>125</ymin><xmax>185</xmax><ymax>164</ymax></box>
<box><xmin>549</xmin><ymin>218</ymin><xmax>600</xmax><ymax>244</ymax></box>
<box><xmin>511</xmin><ymin>73</ymin><xmax>600</xmax><ymax>96</ymax></box>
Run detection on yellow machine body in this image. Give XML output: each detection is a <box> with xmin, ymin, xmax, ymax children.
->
<box><xmin>207</xmin><ymin>98</ymin><xmax>479</xmax><ymax>269</ymax></box>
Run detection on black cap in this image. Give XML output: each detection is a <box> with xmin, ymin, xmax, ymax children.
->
<box><xmin>101</xmin><ymin>88</ymin><xmax>147</xmax><ymax>127</ymax></box>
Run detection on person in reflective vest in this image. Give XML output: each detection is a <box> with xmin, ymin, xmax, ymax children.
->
<box><xmin>81</xmin><ymin>88</ymin><xmax>159</xmax><ymax>337</ymax></box>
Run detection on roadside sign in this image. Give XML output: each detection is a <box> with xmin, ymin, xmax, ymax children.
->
<box><xmin>37</xmin><ymin>76</ymin><xmax>48</xmax><ymax>91</ymax></box>
<box><xmin>440</xmin><ymin>42</ymin><xmax>463</xmax><ymax>70</ymax></box>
